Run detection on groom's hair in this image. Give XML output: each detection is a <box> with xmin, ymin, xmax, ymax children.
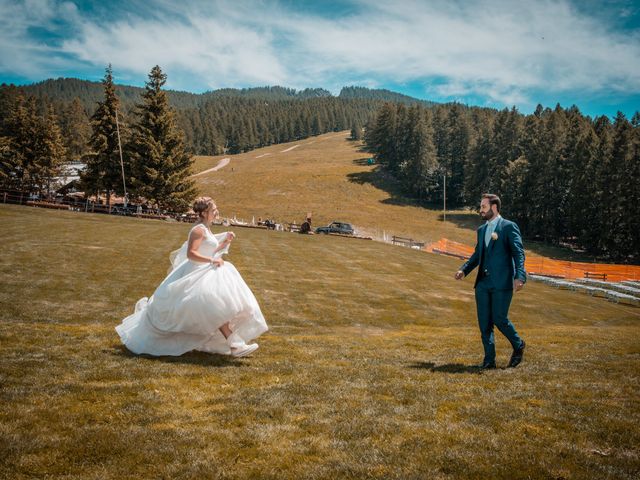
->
<box><xmin>482</xmin><ymin>193</ymin><xmax>501</xmax><ymax>212</ymax></box>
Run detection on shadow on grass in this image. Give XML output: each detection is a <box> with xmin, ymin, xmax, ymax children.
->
<box><xmin>437</xmin><ymin>212</ymin><xmax>479</xmax><ymax>231</ymax></box>
<box><xmin>346</xmin><ymin>166</ymin><xmax>612</xmax><ymax>262</ymax></box>
<box><xmin>110</xmin><ymin>345</ymin><xmax>244</xmax><ymax>368</ymax></box>
<box><xmin>408</xmin><ymin>361</ymin><xmax>483</xmax><ymax>374</ymax></box>
<box><xmin>443</xmin><ymin>212</ymin><xmax>604</xmax><ymax>262</ymax></box>
<box><xmin>352</xmin><ymin>157</ymin><xmax>373</xmax><ymax>166</ymax></box>
<box><xmin>347</xmin><ymin>168</ymin><xmax>444</xmax><ymax>211</ymax></box>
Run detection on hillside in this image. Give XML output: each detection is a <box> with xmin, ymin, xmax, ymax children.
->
<box><xmin>192</xmin><ymin>131</ymin><xmax>481</xmax><ymax>247</ymax></box>
<box><xmin>339</xmin><ymin>85</ymin><xmax>435</xmax><ymax>105</ymax></box>
<box><xmin>14</xmin><ymin>78</ymin><xmax>427</xmax><ymax>112</ymax></box>
<box><xmin>1</xmin><ymin>204</ymin><xmax>638</xmax><ymax>479</ymax></box>
<box><xmin>192</xmin><ymin>131</ymin><xmax>630</xmax><ymax>262</ymax></box>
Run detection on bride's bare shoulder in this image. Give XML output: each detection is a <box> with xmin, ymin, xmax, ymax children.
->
<box><xmin>188</xmin><ymin>224</ymin><xmax>207</xmax><ymax>239</ymax></box>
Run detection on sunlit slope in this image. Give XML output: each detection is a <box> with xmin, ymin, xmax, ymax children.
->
<box><xmin>1</xmin><ymin>205</ymin><xmax>639</xmax><ymax>479</ymax></box>
<box><xmin>192</xmin><ymin>131</ymin><xmax>478</xmax><ymax>245</ymax></box>
<box><xmin>2</xmin><ymin>204</ymin><xmax>635</xmax><ymax>335</ymax></box>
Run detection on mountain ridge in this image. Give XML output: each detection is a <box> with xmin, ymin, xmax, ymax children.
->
<box><xmin>7</xmin><ymin>77</ymin><xmax>435</xmax><ymax>110</ymax></box>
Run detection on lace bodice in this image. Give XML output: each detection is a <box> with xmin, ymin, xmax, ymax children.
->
<box><xmin>190</xmin><ymin>224</ymin><xmax>221</xmax><ymax>257</ymax></box>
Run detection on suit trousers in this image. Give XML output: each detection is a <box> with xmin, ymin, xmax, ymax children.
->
<box><xmin>475</xmin><ymin>277</ymin><xmax>522</xmax><ymax>363</ymax></box>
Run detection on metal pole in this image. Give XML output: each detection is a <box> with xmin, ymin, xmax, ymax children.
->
<box><xmin>443</xmin><ymin>173</ymin><xmax>446</xmax><ymax>222</ymax></box>
<box><xmin>115</xmin><ymin>108</ymin><xmax>127</xmax><ymax>207</ymax></box>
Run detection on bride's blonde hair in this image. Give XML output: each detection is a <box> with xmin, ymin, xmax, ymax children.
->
<box><xmin>193</xmin><ymin>196</ymin><xmax>216</xmax><ymax>220</ymax></box>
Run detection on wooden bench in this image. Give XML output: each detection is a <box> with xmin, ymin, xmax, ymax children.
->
<box><xmin>288</xmin><ymin>223</ymin><xmax>301</xmax><ymax>233</ymax></box>
<box><xmin>392</xmin><ymin>235</ymin><xmax>425</xmax><ymax>249</ymax></box>
<box><xmin>584</xmin><ymin>272</ymin><xmax>607</xmax><ymax>281</ymax></box>
<box><xmin>432</xmin><ymin>248</ymin><xmax>469</xmax><ymax>260</ymax></box>
<box><xmin>133</xmin><ymin>213</ymin><xmax>170</xmax><ymax>220</ymax></box>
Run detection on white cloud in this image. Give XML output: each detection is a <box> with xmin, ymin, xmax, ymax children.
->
<box><xmin>62</xmin><ymin>16</ymin><xmax>288</xmax><ymax>89</ymax></box>
<box><xmin>1</xmin><ymin>0</ymin><xmax>639</xmax><ymax>108</ymax></box>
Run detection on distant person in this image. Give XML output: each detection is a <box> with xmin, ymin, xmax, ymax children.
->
<box><xmin>454</xmin><ymin>193</ymin><xmax>526</xmax><ymax>369</ymax></box>
<box><xmin>299</xmin><ymin>217</ymin><xmax>314</xmax><ymax>234</ymax></box>
<box><xmin>116</xmin><ymin>196</ymin><xmax>268</xmax><ymax>358</ymax></box>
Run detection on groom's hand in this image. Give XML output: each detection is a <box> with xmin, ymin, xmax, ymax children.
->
<box><xmin>454</xmin><ymin>270</ymin><xmax>465</xmax><ymax>280</ymax></box>
<box><xmin>514</xmin><ymin>279</ymin><xmax>524</xmax><ymax>292</ymax></box>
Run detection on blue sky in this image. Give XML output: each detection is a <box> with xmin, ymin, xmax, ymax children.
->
<box><xmin>1</xmin><ymin>0</ymin><xmax>639</xmax><ymax>118</ymax></box>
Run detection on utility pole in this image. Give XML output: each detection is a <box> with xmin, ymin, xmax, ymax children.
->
<box><xmin>443</xmin><ymin>172</ymin><xmax>446</xmax><ymax>222</ymax></box>
<box><xmin>115</xmin><ymin>108</ymin><xmax>127</xmax><ymax>207</ymax></box>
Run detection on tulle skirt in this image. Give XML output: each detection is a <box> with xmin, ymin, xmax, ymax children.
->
<box><xmin>115</xmin><ymin>260</ymin><xmax>268</xmax><ymax>356</ymax></box>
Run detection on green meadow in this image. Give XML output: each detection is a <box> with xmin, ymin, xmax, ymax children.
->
<box><xmin>1</xmin><ymin>203</ymin><xmax>639</xmax><ymax>479</ymax></box>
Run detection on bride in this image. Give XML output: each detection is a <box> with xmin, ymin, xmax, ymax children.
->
<box><xmin>116</xmin><ymin>197</ymin><xmax>268</xmax><ymax>357</ymax></box>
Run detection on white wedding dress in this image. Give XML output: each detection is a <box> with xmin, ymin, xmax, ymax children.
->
<box><xmin>115</xmin><ymin>224</ymin><xmax>268</xmax><ymax>356</ymax></box>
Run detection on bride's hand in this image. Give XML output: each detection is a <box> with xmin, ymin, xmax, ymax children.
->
<box><xmin>225</xmin><ymin>232</ymin><xmax>235</xmax><ymax>243</ymax></box>
<box><xmin>211</xmin><ymin>257</ymin><xmax>224</xmax><ymax>268</ymax></box>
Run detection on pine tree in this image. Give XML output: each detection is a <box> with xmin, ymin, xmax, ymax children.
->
<box><xmin>401</xmin><ymin>106</ymin><xmax>439</xmax><ymax>200</ymax></box>
<box><xmin>464</xmin><ymin>115</ymin><xmax>493</xmax><ymax>205</ymax></box>
<box><xmin>626</xmin><ymin>123</ymin><xmax>640</xmax><ymax>259</ymax></box>
<box><xmin>489</xmin><ymin>107</ymin><xmax>522</xmax><ymax>194</ymax></box>
<box><xmin>61</xmin><ymin>97</ymin><xmax>91</xmax><ymax>162</ymax></box>
<box><xmin>34</xmin><ymin>104</ymin><xmax>66</xmax><ymax>196</ymax></box>
<box><xmin>350</xmin><ymin>120</ymin><xmax>362</xmax><ymax>140</ymax></box>
<box><xmin>536</xmin><ymin>106</ymin><xmax>569</xmax><ymax>242</ymax></box>
<box><xmin>501</xmin><ymin>156</ymin><xmax>530</xmax><ymax>229</ymax></box>
<box><xmin>569</xmin><ymin>125</ymin><xmax>600</xmax><ymax>252</ymax></box>
<box><xmin>82</xmin><ymin>65</ymin><xmax>126</xmax><ymax>208</ymax></box>
<box><xmin>5</xmin><ymin>94</ymin><xmax>40</xmax><ymax>192</ymax></box>
<box><xmin>592</xmin><ymin>115</ymin><xmax>614</xmax><ymax>254</ymax></box>
<box><xmin>444</xmin><ymin>104</ymin><xmax>472</xmax><ymax>206</ymax></box>
<box><xmin>128</xmin><ymin>65</ymin><xmax>196</xmax><ymax>211</ymax></box>
<box><xmin>517</xmin><ymin>108</ymin><xmax>542</xmax><ymax>238</ymax></box>
<box><xmin>609</xmin><ymin>112</ymin><xmax>635</xmax><ymax>257</ymax></box>
<box><xmin>0</xmin><ymin>135</ymin><xmax>12</xmax><ymax>185</ymax></box>
<box><xmin>365</xmin><ymin>103</ymin><xmax>398</xmax><ymax>171</ymax></box>
<box><xmin>0</xmin><ymin>84</ymin><xmax>24</xmax><ymax>137</ymax></box>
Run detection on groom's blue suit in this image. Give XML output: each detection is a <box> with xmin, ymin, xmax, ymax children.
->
<box><xmin>460</xmin><ymin>216</ymin><xmax>527</xmax><ymax>364</ymax></box>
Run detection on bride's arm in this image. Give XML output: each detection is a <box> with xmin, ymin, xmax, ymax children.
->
<box><xmin>213</xmin><ymin>232</ymin><xmax>235</xmax><ymax>255</ymax></box>
<box><xmin>187</xmin><ymin>228</ymin><xmax>215</xmax><ymax>263</ymax></box>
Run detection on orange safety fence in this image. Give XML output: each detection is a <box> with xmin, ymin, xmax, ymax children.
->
<box><xmin>425</xmin><ymin>238</ymin><xmax>640</xmax><ymax>282</ymax></box>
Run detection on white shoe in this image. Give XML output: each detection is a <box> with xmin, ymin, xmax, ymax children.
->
<box><xmin>230</xmin><ymin>343</ymin><xmax>259</xmax><ymax>358</ymax></box>
<box><xmin>227</xmin><ymin>332</ymin><xmax>246</xmax><ymax>349</ymax></box>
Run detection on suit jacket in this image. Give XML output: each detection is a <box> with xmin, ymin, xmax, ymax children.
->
<box><xmin>460</xmin><ymin>217</ymin><xmax>527</xmax><ymax>290</ymax></box>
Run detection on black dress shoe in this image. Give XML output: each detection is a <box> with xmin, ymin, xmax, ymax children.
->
<box><xmin>508</xmin><ymin>340</ymin><xmax>526</xmax><ymax>368</ymax></box>
<box><xmin>478</xmin><ymin>361</ymin><xmax>496</xmax><ymax>369</ymax></box>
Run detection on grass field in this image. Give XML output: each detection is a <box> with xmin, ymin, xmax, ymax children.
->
<box><xmin>1</xmin><ymin>204</ymin><xmax>639</xmax><ymax>479</ymax></box>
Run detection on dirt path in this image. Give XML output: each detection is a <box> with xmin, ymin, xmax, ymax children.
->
<box><xmin>280</xmin><ymin>145</ymin><xmax>300</xmax><ymax>153</ymax></box>
<box><xmin>192</xmin><ymin>157</ymin><xmax>231</xmax><ymax>176</ymax></box>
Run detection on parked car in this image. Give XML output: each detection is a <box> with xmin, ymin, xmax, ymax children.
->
<box><xmin>315</xmin><ymin>221</ymin><xmax>354</xmax><ymax>235</ymax></box>
<box><xmin>111</xmin><ymin>203</ymin><xmax>139</xmax><ymax>216</ymax></box>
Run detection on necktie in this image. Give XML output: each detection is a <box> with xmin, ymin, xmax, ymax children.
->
<box><xmin>484</xmin><ymin>223</ymin><xmax>492</xmax><ymax>247</ymax></box>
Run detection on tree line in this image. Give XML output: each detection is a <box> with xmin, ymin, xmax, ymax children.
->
<box><xmin>365</xmin><ymin>102</ymin><xmax>640</xmax><ymax>261</ymax></box>
<box><xmin>2</xmin><ymin>70</ymin><xmax>638</xmax><ymax>260</ymax></box>
<box><xmin>0</xmin><ymin>65</ymin><xmax>196</xmax><ymax>210</ymax></box>
<box><xmin>4</xmin><ymin>79</ymin><xmax>417</xmax><ymax>157</ymax></box>
<box><xmin>0</xmin><ymin>70</ymin><xmax>395</xmax><ymax>209</ymax></box>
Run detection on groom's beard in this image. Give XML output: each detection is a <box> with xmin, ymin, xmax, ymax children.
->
<box><xmin>480</xmin><ymin>210</ymin><xmax>495</xmax><ymax>221</ymax></box>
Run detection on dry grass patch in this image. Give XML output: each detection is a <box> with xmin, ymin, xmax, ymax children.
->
<box><xmin>1</xmin><ymin>205</ymin><xmax>639</xmax><ymax>479</ymax></box>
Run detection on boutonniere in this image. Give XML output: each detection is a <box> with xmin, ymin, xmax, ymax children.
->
<box><xmin>491</xmin><ymin>232</ymin><xmax>498</xmax><ymax>241</ymax></box>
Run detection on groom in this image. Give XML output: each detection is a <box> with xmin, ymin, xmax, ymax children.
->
<box><xmin>454</xmin><ymin>194</ymin><xmax>527</xmax><ymax>369</ymax></box>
